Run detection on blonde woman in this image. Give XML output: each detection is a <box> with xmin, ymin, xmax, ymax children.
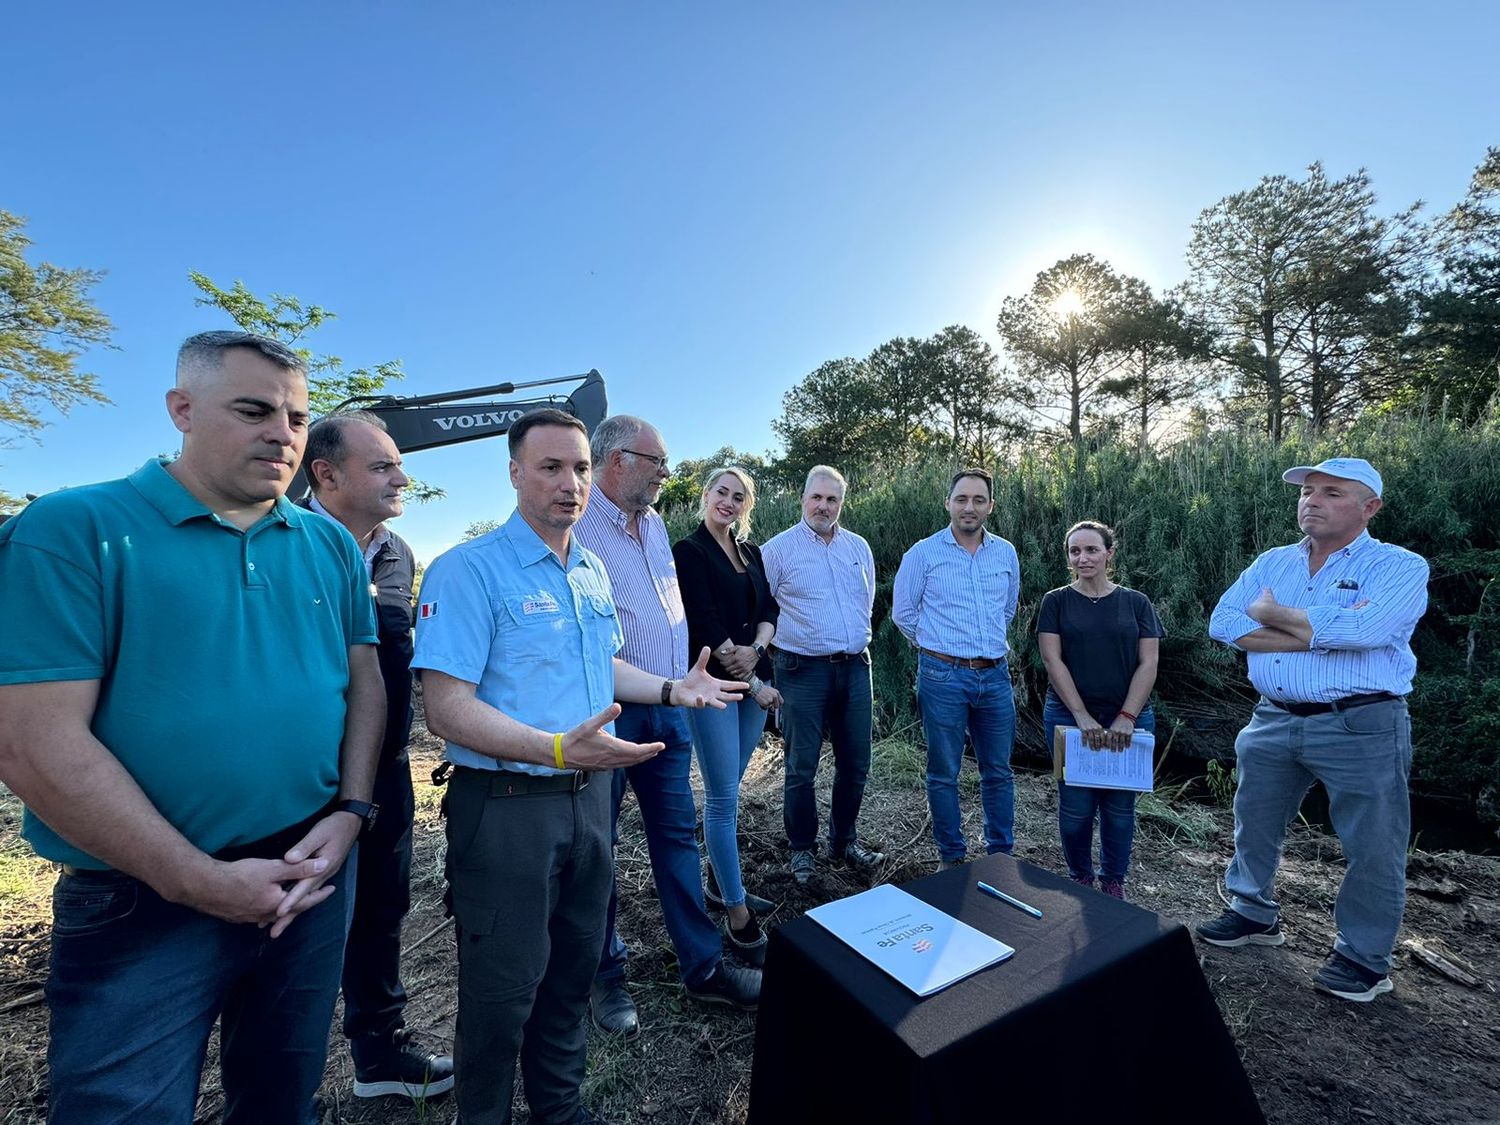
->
<box><xmin>672</xmin><ymin>467</ymin><xmax>782</xmax><ymax>966</ymax></box>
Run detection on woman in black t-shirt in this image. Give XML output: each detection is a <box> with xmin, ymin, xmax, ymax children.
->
<box><xmin>1035</xmin><ymin>520</ymin><xmax>1164</xmax><ymax>900</ymax></box>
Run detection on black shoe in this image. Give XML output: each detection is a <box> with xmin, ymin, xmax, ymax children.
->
<box><xmin>685</xmin><ymin>960</ymin><xmax>761</xmax><ymax>1010</ymax></box>
<box><xmin>589</xmin><ymin>978</ymin><xmax>640</xmax><ymax>1037</ymax></box>
<box><xmin>352</xmin><ymin>1029</ymin><xmax>454</xmax><ymax>1099</ymax></box>
<box><xmin>703</xmin><ymin>863</ymin><xmax>777</xmax><ymax>914</ymax></box>
<box><xmin>789</xmin><ymin>848</ymin><xmax>817</xmax><ymax>884</ymax></box>
<box><xmin>1313</xmin><ymin>951</ymin><xmax>1393</xmax><ymax>1002</ymax></box>
<box><xmin>831</xmin><ymin>841</ymin><xmax>885</xmax><ymax>873</ymax></box>
<box><xmin>724</xmin><ymin>910</ymin><xmax>768</xmax><ymax>968</ymax></box>
<box><xmin>1195</xmin><ymin>908</ymin><xmax>1286</xmax><ymax>948</ymax></box>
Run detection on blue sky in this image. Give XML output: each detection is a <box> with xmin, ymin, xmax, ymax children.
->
<box><xmin>5</xmin><ymin>1</ymin><xmax>1496</xmax><ymax>562</ymax></box>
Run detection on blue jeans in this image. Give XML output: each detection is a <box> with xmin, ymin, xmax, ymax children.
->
<box><xmin>598</xmin><ymin>703</ymin><xmax>722</xmax><ymax>988</ymax></box>
<box><xmin>915</xmin><ymin>654</ymin><xmax>1016</xmax><ymax>861</ymax></box>
<box><xmin>46</xmin><ymin>867</ymin><xmax>349</xmax><ymax>1125</ymax></box>
<box><xmin>776</xmin><ymin>651</ymin><xmax>874</xmax><ymax>852</ymax></box>
<box><xmin>688</xmin><ymin>698</ymin><xmax>768</xmax><ymax>909</ymax></box>
<box><xmin>1044</xmin><ymin>695</ymin><xmax>1155</xmax><ymax>883</ymax></box>
<box><xmin>1226</xmin><ymin>699</ymin><xmax>1412</xmax><ymax>975</ymax></box>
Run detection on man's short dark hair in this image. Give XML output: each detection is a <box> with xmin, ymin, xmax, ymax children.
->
<box><xmin>948</xmin><ymin>467</ymin><xmax>993</xmax><ymax>499</ymax></box>
<box><xmin>176</xmin><ymin>330</ymin><xmax>306</xmax><ymax>385</ymax></box>
<box><xmin>508</xmin><ymin>407</ymin><xmax>587</xmax><ymax>457</ymax></box>
<box><xmin>304</xmin><ymin>411</ymin><xmax>389</xmax><ymax>492</ymax></box>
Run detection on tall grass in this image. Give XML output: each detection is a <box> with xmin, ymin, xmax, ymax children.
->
<box><xmin>668</xmin><ymin>414</ymin><xmax>1500</xmax><ymax>815</ymax></box>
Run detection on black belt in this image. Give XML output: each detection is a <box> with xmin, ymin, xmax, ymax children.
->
<box><xmin>782</xmin><ymin>648</ymin><xmax>868</xmax><ymax>663</ymax></box>
<box><xmin>920</xmin><ymin>648</ymin><xmax>1002</xmax><ymax>670</ymax></box>
<box><xmin>454</xmin><ymin>764</ymin><xmax>590</xmax><ymax>795</ymax></box>
<box><xmin>1265</xmin><ymin>691</ymin><xmax>1400</xmax><ymax>717</ymax></box>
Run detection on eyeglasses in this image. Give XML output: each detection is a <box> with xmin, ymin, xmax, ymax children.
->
<box><xmin>623</xmin><ymin>448</ymin><xmax>670</xmax><ymax>470</ymax></box>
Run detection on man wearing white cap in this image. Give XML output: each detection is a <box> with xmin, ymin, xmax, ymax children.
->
<box><xmin>1198</xmin><ymin>457</ymin><xmax>1429</xmax><ymax>1003</ymax></box>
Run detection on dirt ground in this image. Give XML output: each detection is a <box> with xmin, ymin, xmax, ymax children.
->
<box><xmin>2</xmin><ymin>720</ymin><xmax>1498</xmax><ymax>1125</ymax></box>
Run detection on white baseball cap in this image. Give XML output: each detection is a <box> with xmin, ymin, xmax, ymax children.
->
<box><xmin>1281</xmin><ymin>457</ymin><xmax>1383</xmax><ymax>498</ymax></box>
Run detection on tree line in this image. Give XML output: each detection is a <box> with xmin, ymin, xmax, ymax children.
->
<box><xmin>3</xmin><ymin>147</ymin><xmax>1495</xmax><ymax>509</ymax></box>
<box><xmin>723</xmin><ymin>148</ymin><xmax>1500</xmax><ymax>498</ymax></box>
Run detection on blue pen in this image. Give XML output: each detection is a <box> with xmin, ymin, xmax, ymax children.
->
<box><xmin>977</xmin><ymin>881</ymin><xmax>1043</xmax><ymax>919</ymax></box>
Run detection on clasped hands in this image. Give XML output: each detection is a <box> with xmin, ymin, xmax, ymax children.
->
<box><xmin>192</xmin><ymin>809</ymin><xmax>360</xmax><ymax>939</ymax></box>
<box><xmin>1075</xmin><ymin>713</ymin><xmax>1135</xmax><ymax>751</ymax></box>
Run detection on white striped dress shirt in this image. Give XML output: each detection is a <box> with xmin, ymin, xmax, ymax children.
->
<box><xmin>892</xmin><ymin>527</ymin><xmax>1021</xmax><ymax>660</ymax></box>
<box><xmin>761</xmin><ymin>520</ymin><xmax>875</xmax><ymax>656</ymax></box>
<box><xmin>573</xmin><ymin>487</ymin><xmax>689</xmax><ymax>680</ymax></box>
<box><xmin>1208</xmin><ymin>530</ymin><xmax>1429</xmax><ymax>701</ymax></box>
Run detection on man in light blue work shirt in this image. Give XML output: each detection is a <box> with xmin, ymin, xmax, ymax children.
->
<box><xmin>1198</xmin><ymin>457</ymin><xmax>1429</xmax><ymax>1005</ymax></box>
<box><xmin>414</xmin><ymin>408</ymin><xmax>742</xmax><ymax>1125</ymax></box>
<box><xmin>892</xmin><ymin>468</ymin><xmax>1021</xmax><ymax>871</ymax></box>
<box><xmin>762</xmin><ymin>465</ymin><xmax>884</xmax><ymax>884</ymax></box>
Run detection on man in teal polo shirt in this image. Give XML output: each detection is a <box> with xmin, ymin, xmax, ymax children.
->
<box><xmin>0</xmin><ymin>331</ymin><xmax>385</xmax><ymax>1125</ymax></box>
<box><xmin>417</xmin><ymin>408</ymin><xmax>743</xmax><ymax>1125</ymax></box>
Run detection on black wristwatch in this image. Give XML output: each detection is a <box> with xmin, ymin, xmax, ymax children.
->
<box><xmin>335</xmin><ymin>799</ymin><xmax>379</xmax><ymax>835</ymax></box>
<box><xmin>752</xmin><ymin>642</ymin><xmax>766</xmax><ymax>659</ymax></box>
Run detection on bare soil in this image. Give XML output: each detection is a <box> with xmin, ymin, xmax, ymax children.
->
<box><xmin>2</xmin><ymin>721</ymin><xmax>1498</xmax><ymax>1125</ymax></box>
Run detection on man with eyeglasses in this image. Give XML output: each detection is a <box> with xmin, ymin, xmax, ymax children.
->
<box><xmin>574</xmin><ymin>415</ymin><xmax>761</xmax><ymax>1037</ymax></box>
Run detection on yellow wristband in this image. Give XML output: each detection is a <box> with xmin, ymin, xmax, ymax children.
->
<box><xmin>553</xmin><ymin>732</ymin><xmax>566</xmax><ymax>770</ymax></box>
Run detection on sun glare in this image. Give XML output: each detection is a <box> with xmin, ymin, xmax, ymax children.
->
<box><xmin>1049</xmin><ymin>288</ymin><xmax>1087</xmax><ymax>319</ymax></box>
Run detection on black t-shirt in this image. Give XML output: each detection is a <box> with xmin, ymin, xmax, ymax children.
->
<box><xmin>1035</xmin><ymin>585</ymin><xmax>1165</xmax><ymax>718</ymax></box>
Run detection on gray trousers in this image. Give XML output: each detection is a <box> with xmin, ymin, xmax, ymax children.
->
<box><xmin>445</xmin><ymin>768</ymin><xmax>612</xmax><ymax>1125</ymax></box>
<box><xmin>1225</xmin><ymin>699</ymin><xmax>1412</xmax><ymax>974</ymax></box>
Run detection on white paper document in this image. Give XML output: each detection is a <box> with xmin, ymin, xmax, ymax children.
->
<box><xmin>1063</xmin><ymin>727</ymin><xmax>1156</xmax><ymax>792</ymax></box>
<box><xmin>805</xmin><ymin>883</ymin><xmax>1014</xmax><ymax>997</ymax></box>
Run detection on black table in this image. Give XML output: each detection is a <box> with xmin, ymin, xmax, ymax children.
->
<box><xmin>748</xmin><ymin>854</ymin><xmax>1264</xmax><ymax>1125</ymax></box>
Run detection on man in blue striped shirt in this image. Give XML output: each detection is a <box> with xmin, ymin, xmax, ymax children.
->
<box><xmin>1199</xmin><ymin>457</ymin><xmax>1429</xmax><ymax>1004</ymax></box>
<box><xmin>762</xmin><ymin>466</ymin><xmax>884</xmax><ymax>884</ymax></box>
<box><xmin>574</xmin><ymin>416</ymin><xmax>760</xmax><ymax>1036</ymax></box>
<box><xmin>892</xmin><ymin>468</ymin><xmax>1022</xmax><ymax>870</ymax></box>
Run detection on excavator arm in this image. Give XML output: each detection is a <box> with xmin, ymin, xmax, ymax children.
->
<box><xmin>288</xmin><ymin>368</ymin><xmax>607</xmax><ymax>496</ymax></box>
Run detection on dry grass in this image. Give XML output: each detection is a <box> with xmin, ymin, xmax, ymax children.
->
<box><xmin>3</xmin><ymin>730</ymin><xmax>1499</xmax><ymax>1124</ymax></box>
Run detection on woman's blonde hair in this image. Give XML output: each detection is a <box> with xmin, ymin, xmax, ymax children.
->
<box><xmin>698</xmin><ymin>465</ymin><xmax>758</xmax><ymax>538</ymax></box>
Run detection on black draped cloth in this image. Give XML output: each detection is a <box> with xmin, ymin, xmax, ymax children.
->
<box><xmin>748</xmin><ymin>855</ymin><xmax>1264</xmax><ymax>1125</ymax></box>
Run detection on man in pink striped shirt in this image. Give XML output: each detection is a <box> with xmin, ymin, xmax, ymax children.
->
<box><xmin>574</xmin><ymin>415</ymin><xmax>761</xmax><ymax>1037</ymax></box>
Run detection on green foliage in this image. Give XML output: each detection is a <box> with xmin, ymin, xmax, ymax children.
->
<box><xmin>1182</xmin><ymin>163</ymin><xmax>1423</xmax><ymax>440</ymax></box>
<box><xmin>1408</xmin><ymin>149</ymin><xmax>1500</xmax><ymax>423</ymax></box>
<box><xmin>657</xmin><ymin>446</ymin><xmax>775</xmax><ymax>516</ymax></box>
<box><xmin>188</xmin><ymin>271</ymin><xmax>445</xmax><ymax>502</ymax></box>
<box><xmin>189</xmin><ymin>272</ymin><xmax>403</xmax><ymax>414</ymax></box>
<box><xmin>1205</xmin><ymin>760</ymin><xmax>1238</xmax><ymax>809</ymax></box>
<box><xmin>768</xmin><ymin>328</ymin><xmax>1022</xmax><ymax>487</ymax></box>
<box><xmin>767</xmin><ymin>416</ymin><xmax>1500</xmax><ymax>818</ymax></box>
<box><xmin>462</xmin><ymin>518</ymin><xmax>502</xmax><ymax>541</ymax></box>
<box><xmin>1096</xmin><ymin>281</ymin><xmax>1215</xmax><ymax>444</ymax></box>
<box><xmin>0</xmin><ymin>210</ymin><xmax>113</xmax><ymax>458</ymax></box>
<box><xmin>996</xmin><ymin>253</ymin><xmax>1134</xmax><ymax>440</ymax></box>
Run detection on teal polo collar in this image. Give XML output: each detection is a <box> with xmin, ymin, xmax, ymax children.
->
<box><xmin>127</xmin><ymin>458</ymin><xmax>303</xmax><ymax>531</ymax></box>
